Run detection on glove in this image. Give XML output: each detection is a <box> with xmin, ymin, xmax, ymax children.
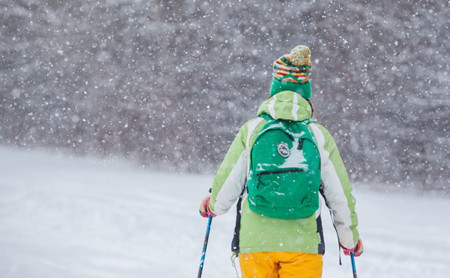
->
<box><xmin>199</xmin><ymin>195</ymin><xmax>216</xmax><ymax>218</ymax></box>
<box><xmin>341</xmin><ymin>238</ymin><xmax>363</xmax><ymax>257</ymax></box>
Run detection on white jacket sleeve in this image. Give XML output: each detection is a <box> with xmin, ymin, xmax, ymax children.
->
<box><xmin>310</xmin><ymin>123</ymin><xmax>360</xmax><ymax>248</ymax></box>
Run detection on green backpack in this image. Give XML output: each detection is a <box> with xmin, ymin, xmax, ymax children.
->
<box><xmin>247</xmin><ymin>114</ymin><xmax>321</xmax><ymax>219</ymax></box>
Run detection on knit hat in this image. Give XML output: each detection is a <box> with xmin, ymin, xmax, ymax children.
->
<box><xmin>270</xmin><ymin>45</ymin><xmax>312</xmax><ymax>98</ymax></box>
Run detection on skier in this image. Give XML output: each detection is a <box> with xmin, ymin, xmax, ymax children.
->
<box><xmin>199</xmin><ymin>45</ymin><xmax>363</xmax><ymax>278</ymax></box>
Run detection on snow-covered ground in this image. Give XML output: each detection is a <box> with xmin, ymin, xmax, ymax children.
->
<box><xmin>0</xmin><ymin>146</ymin><xmax>449</xmax><ymax>278</ymax></box>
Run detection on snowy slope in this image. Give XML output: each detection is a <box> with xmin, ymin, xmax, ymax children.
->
<box><xmin>0</xmin><ymin>147</ymin><xmax>449</xmax><ymax>278</ymax></box>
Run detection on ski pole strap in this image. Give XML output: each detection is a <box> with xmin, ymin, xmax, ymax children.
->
<box><xmin>230</xmin><ymin>253</ymin><xmax>241</xmax><ymax>278</ymax></box>
<box><xmin>327</xmin><ymin>206</ymin><xmax>342</xmax><ymax>265</ymax></box>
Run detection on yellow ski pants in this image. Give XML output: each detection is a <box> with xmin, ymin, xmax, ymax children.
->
<box><xmin>239</xmin><ymin>252</ymin><xmax>323</xmax><ymax>278</ymax></box>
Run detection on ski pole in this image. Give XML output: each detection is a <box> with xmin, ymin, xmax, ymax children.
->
<box><xmin>350</xmin><ymin>252</ymin><xmax>357</xmax><ymax>278</ymax></box>
<box><xmin>198</xmin><ymin>215</ymin><xmax>213</xmax><ymax>278</ymax></box>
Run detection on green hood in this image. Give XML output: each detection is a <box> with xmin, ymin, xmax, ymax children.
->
<box><xmin>257</xmin><ymin>90</ymin><xmax>312</xmax><ymax>121</ymax></box>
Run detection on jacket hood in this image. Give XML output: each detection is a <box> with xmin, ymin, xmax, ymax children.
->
<box><xmin>257</xmin><ymin>90</ymin><xmax>312</xmax><ymax>121</ymax></box>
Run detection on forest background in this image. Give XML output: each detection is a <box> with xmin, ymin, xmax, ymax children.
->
<box><xmin>1</xmin><ymin>0</ymin><xmax>448</xmax><ymax>192</ymax></box>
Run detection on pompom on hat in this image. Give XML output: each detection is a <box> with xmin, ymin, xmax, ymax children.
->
<box><xmin>270</xmin><ymin>45</ymin><xmax>312</xmax><ymax>98</ymax></box>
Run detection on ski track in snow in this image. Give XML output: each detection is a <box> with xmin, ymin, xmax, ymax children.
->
<box><xmin>0</xmin><ymin>147</ymin><xmax>449</xmax><ymax>277</ymax></box>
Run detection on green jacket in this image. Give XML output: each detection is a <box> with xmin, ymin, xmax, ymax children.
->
<box><xmin>209</xmin><ymin>90</ymin><xmax>359</xmax><ymax>254</ymax></box>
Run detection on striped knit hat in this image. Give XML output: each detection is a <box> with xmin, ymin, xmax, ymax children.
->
<box><xmin>270</xmin><ymin>45</ymin><xmax>312</xmax><ymax>98</ymax></box>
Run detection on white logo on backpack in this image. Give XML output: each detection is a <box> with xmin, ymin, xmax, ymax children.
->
<box><xmin>277</xmin><ymin>142</ymin><xmax>290</xmax><ymax>158</ymax></box>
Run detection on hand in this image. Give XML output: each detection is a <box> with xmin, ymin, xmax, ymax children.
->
<box><xmin>341</xmin><ymin>238</ymin><xmax>363</xmax><ymax>257</ymax></box>
<box><xmin>199</xmin><ymin>195</ymin><xmax>216</xmax><ymax>218</ymax></box>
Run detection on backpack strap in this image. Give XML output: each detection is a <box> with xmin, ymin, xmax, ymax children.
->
<box><xmin>301</xmin><ymin>118</ymin><xmax>316</xmax><ymax>125</ymax></box>
<box><xmin>259</xmin><ymin>113</ymin><xmax>273</xmax><ymax>122</ymax></box>
<box><xmin>261</xmin><ymin>114</ymin><xmax>316</xmax><ymax>125</ymax></box>
<box><xmin>301</xmin><ymin>118</ymin><xmax>321</xmax><ymax>171</ymax></box>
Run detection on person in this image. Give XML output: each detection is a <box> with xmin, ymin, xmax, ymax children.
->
<box><xmin>199</xmin><ymin>45</ymin><xmax>363</xmax><ymax>278</ymax></box>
